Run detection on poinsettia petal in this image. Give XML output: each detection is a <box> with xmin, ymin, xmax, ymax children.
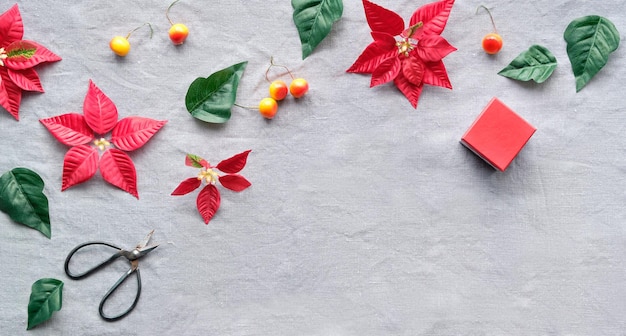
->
<box><xmin>171</xmin><ymin>177</ymin><xmax>202</xmax><ymax>196</ymax></box>
<box><xmin>216</xmin><ymin>150</ymin><xmax>251</xmax><ymax>174</ymax></box>
<box><xmin>0</xmin><ymin>4</ymin><xmax>24</xmax><ymax>46</ymax></box>
<box><xmin>100</xmin><ymin>149</ymin><xmax>138</xmax><ymax>198</ymax></box>
<box><xmin>416</xmin><ymin>34</ymin><xmax>457</xmax><ymax>62</ymax></box>
<box><xmin>40</xmin><ymin>113</ymin><xmax>94</xmax><ymax>146</ymax></box>
<box><xmin>196</xmin><ymin>184</ymin><xmax>221</xmax><ymax>224</ymax></box>
<box><xmin>0</xmin><ymin>68</ymin><xmax>23</xmax><ymax>120</ymax></box>
<box><xmin>7</xmin><ymin>67</ymin><xmax>43</xmax><ymax>92</ymax></box>
<box><xmin>362</xmin><ymin>0</ymin><xmax>405</xmax><ymax>36</ymax></box>
<box><xmin>111</xmin><ymin>117</ymin><xmax>167</xmax><ymax>151</ymax></box>
<box><xmin>219</xmin><ymin>174</ymin><xmax>251</xmax><ymax>192</ymax></box>
<box><xmin>371</xmin><ymin>56</ymin><xmax>401</xmax><ymax>87</ymax></box>
<box><xmin>402</xmin><ymin>55</ymin><xmax>425</xmax><ymax>86</ymax></box>
<box><xmin>393</xmin><ymin>69</ymin><xmax>424</xmax><ymax>108</ymax></box>
<box><xmin>371</xmin><ymin>32</ymin><xmax>396</xmax><ymax>43</ymax></box>
<box><xmin>4</xmin><ymin>40</ymin><xmax>61</xmax><ymax>70</ymax></box>
<box><xmin>423</xmin><ymin>60</ymin><xmax>452</xmax><ymax>89</ymax></box>
<box><xmin>61</xmin><ymin>144</ymin><xmax>99</xmax><ymax>191</ymax></box>
<box><xmin>185</xmin><ymin>154</ymin><xmax>210</xmax><ymax>169</ymax></box>
<box><xmin>347</xmin><ymin>40</ymin><xmax>397</xmax><ymax>74</ymax></box>
<box><xmin>409</xmin><ymin>0</ymin><xmax>455</xmax><ymax>36</ymax></box>
<box><xmin>83</xmin><ymin>80</ymin><xmax>118</xmax><ymax>135</ymax></box>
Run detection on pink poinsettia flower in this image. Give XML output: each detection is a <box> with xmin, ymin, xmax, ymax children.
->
<box><xmin>172</xmin><ymin>151</ymin><xmax>251</xmax><ymax>224</ymax></box>
<box><xmin>347</xmin><ymin>0</ymin><xmax>456</xmax><ymax>108</ymax></box>
<box><xmin>40</xmin><ymin>80</ymin><xmax>167</xmax><ymax>198</ymax></box>
<box><xmin>0</xmin><ymin>4</ymin><xmax>61</xmax><ymax>120</ymax></box>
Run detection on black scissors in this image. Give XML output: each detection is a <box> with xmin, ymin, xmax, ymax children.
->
<box><xmin>64</xmin><ymin>230</ymin><xmax>158</xmax><ymax>321</ymax></box>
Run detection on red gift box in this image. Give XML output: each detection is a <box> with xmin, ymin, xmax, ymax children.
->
<box><xmin>461</xmin><ymin>98</ymin><xmax>536</xmax><ymax>171</ymax></box>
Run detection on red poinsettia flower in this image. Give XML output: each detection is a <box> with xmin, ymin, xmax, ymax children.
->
<box><xmin>347</xmin><ymin>0</ymin><xmax>456</xmax><ymax>108</ymax></box>
<box><xmin>0</xmin><ymin>4</ymin><xmax>61</xmax><ymax>120</ymax></box>
<box><xmin>39</xmin><ymin>80</ymin><xmax>167</xmax><ymax>198</ymax></box>
<box><xmin>172</xmin><ymin>151</ymin><xmax>252</xmax><ymax>224</ymax></box>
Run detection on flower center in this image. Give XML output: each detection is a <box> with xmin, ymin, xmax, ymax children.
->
<box><xmin>396</xmin><ymin>39</ymin><xmax>414</xmax><ymax>57</ymax></box>
<box><xmin>197</xmin><ymin>168</ymin><xmax>220</xmax><ymax>185</ymax></box>
<box><xmin>94</xmin><ymin>138</ymin><xmax>111</xmax><ymax>151</ymax></box>
<box><xmin>0</xmin><ymin>48</ymin><xmax>7</xmax><ymax>67</ymax></box>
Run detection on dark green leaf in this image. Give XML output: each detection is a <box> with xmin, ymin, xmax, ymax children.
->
<box><xmin>0</xmin><ymin>168</ymin><xmax>50</xmax><ymax>238</ymax></box>
<box><xmin>27</xmin><ymin>278</ymin><xmax>63</xmax><ymax>330</ymax></box>
<box><xmin>498</xmin><ymin>45</ymin><xmax>557</xmax><ymax>83</ymax></box>
<box><xmin>564</xmin><ymin>15</ymin><xmax>620</xmax><ymax>92</ymax></box>
<box><xmin>185</xmin><ymin>61</ymin><xmax>248</xmax><ymax>124</ymax></box>
<box><xmin>292</xmin><ymin>0</ymin><xmax>343</xmax><ymax>59</ymax></box>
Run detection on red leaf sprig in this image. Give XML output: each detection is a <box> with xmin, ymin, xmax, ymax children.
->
<box><xmin>0</xmin><ymin>4</ymin><xmax>61</xmax><ymax>120</ymax></box>
<box><xmin>39</xmin><ymin>80</ymin><xmax>167</xmax><ymax>198</ymax></box>
<box><xmin>348</xmin><ymin>0</ymin><xmax>456</xmax><ymax>109</ymax></box>
<box><xmin>172</xmin><ymin>151</ymin><xmax>252</xmax><ymax>224</ymax></box>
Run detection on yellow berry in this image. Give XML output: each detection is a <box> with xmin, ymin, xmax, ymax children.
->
<box><xmin>258</xmin><ymin>98</ymin><xmax>278</xmax><ymax>119</ymax></box>
<box><xmin>109</xmin><ymin>36</ymin><xmax>131</xmax><ymax>56</ymax></box>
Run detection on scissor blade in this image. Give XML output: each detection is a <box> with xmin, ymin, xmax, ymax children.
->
<box><xmin>136</xmin><ymin>244</ymin><xmax>158</xmax><ymax>258</ymax></box>
<box><xmin>136</xmin><ymin>230</ymin><xmax>155</xmax><ymax>249</ymax></box>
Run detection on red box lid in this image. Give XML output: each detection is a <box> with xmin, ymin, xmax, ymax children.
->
<box><xmin>461</xmin><ymin>98</ymin><xmax>536</xmax><ymax>171</ymax></box>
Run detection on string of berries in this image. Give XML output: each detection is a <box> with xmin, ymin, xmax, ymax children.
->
<box><xmin>257</xmin><ymin>57</ymin><xmax>309</xmax><ymax>119</ymax></box>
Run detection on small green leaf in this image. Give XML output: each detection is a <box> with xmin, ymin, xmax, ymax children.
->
<box><xmin>0</xmin><ymin>168</ymin><xmax>51</xmax><ymax>238</ymax></box>
<box><xmin>498</xmin><ymin>45</ymin><xmax>557</xmax><ymax>83</ymax></box>
<box><xmin>186</xmin><ymin>154</ymin><xmax>206</xmax><ymax>168</ymax></box>
<box><xmin>564</xmin><ymin>15</ymin><xmax>620</xmax><ymax>92</ymax></box>
<box><xmin>7</xmin><ymin>47</ymin><xmax>36</xmax><ymax>59</ymax></box>
<box><xmin>292</xmin><ymin>0</ymin><xmax>343</xmax><ymax>59</ymax></box>
<box><xmin>27</xmin><ymin>278</ymin><xmax>63</xmax><ymax>330</ymax></box>
<box><xmin>185</xmin><ymin>61</ymin><xmax>248</xmax><ymax>124</ymax></box>
<box><xmin>6</xmin><ymin>40</ymin><xmax>37</xmax><ymax>59</ymax></box>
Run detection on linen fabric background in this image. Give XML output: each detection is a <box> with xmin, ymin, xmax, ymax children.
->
<box><xmin>0</xmin><ymin>0</ymin><xmax>624</xmax><ymax>335</ymax></box>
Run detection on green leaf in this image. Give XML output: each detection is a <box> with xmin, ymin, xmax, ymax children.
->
<box><xmin>498</xmin><ymin>45</ymin><xmax>557</xmax><ymax>83</ymax></box>
<box><xmin>292</xmin><ymin>0</ymin><xmax>343</xmax><ymax>59</ymax></box>
<box><xmin>564</xmin><ymin>15</ymin><xmax>620</xmax><ymax>92</ymax></box>
<box><xmin>27</xmin><ymin>278</ymin><xmax>63</xmax><ymax>330</ymax></box>
<box><xmin>185</xmin><ymin>61</ymin><xmax>248</xmax><ymax>124</ymax></box>
<box><xmin>0</xmin><ymin>168</ymin><xmax>51</xmax><ymax>238</ymax></box>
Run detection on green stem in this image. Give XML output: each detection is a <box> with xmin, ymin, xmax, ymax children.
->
<box><xmin>265</xmin><ymin>56</ymin><xmax>295</xmax><ymax>82</ymax></box>
<box><xmin>406</xmin><ymin>22</ymin><xmax>423</xmax><ymax>38</ymax></box>
<box><xmin>476</xmin><ymin>5</ymin><xmax>498</xmax><ymax>34</ymax></box>
<box><xmin>234</xmin><ymin>103</ymin><xmax>257</xmax><ymax>110</ymax></box>
<box><xmin>166</xmin><ymin>0</ymin><xmax>181</xmax><ymax>26</ymax></box>
<box><xmin>126</xmin><ymin>22</ymin><xmax>154</xmax><ymax>39</ymax></box>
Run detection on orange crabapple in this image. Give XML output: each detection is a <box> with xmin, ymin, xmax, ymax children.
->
<box><xmin>289</xmin><ymin>78</ymin><xmax>309</xmax><ymax>98</ymax></box>
<box><xmin>477</xmin><ymin>5</ymin><xmax>503</xmax><ymax>55</ymax></box>
<box><xmin>166</xmin><ymin>0</ymin><xmax>189</xmax><ymax>45</ymax></box>
<box><xmin>269</xmin><ymin>80</ymin><xmax>289</xmax><ymax>101</ymax></box>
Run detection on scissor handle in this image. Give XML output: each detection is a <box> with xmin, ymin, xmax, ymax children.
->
<box><xmin>64</xmin><ymin>241</ymin><xmax>123</xmax><ymax>280</ymax></box>
<box><xmin>98</xmin><ymin>266</ymin><xmax>142</xmax><ymax>321</ymax></box>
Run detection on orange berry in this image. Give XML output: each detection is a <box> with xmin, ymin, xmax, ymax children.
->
<box><xmin>289</xmin><ymin>78</ymin><xmax>309</xmax><ymax>98</ymax></box>
<box><xmin>169</xmin><ymin>23</ymin><xmax>189</xmax><ymax>45</ymax></box>
<box><xmin>269</xmin><ymin>80</ymin><xmax>289</xmax><ymax>101</ymax></box>
<box><xmin>258</xmin><ymin>98</ymin><xmax>278</xmax><ymax>119</ymax></box>
<box><xmin>482</xmin><ymin>33</ymin><xmax>503</xmax><ymax>54</ymax></box>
